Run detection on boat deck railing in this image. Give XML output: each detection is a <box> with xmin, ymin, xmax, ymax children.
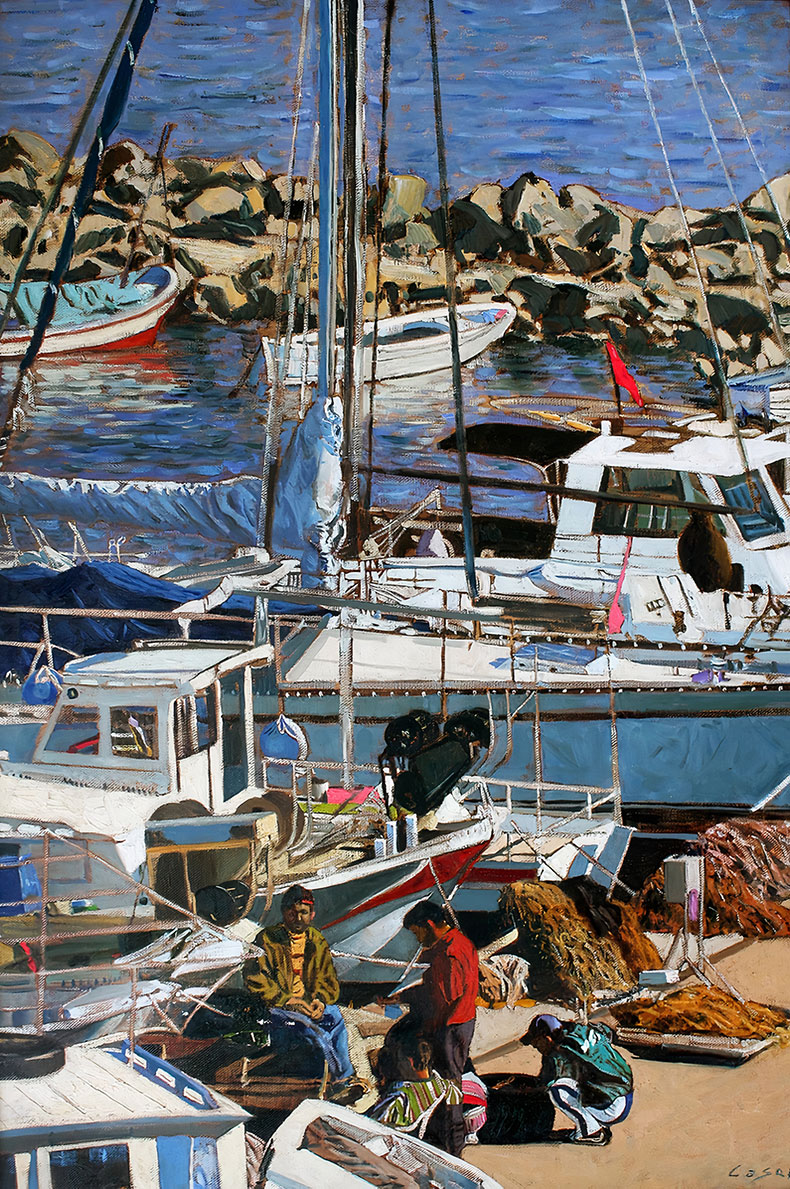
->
<box><xmin>0</xmin><ymin>829</ymin><xmax>259</xmax><ymax>1040</ymax></box>
<box><xmin>0</xmin><ymin>600</ymin><xmax>256</xmax><ymax>675</ymax></box>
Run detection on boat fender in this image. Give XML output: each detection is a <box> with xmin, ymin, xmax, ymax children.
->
<box><xmin>259</xmin><ymin>714</ymin><xmax>308</xmax><ymax>761</ymax></box>
<box><xmin>21</xmin><ymin>665</ymin><xmax>62</xmax><ymax>707</ymax></box>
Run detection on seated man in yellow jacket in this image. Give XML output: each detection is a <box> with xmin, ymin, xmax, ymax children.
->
<box><xmin>246</xmin><ymin>883</ymin><xmax>360</xmax><ymax>1102</ymax></box>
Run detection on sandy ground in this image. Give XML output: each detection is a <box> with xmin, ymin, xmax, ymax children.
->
<box><xmin>464</xmin><ymin>938</ymin><xmax>790</xmax><ymax>1189</ymax></box>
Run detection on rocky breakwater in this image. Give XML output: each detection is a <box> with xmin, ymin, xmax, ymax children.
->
<box><xmin>1</xmin><ymin>128</ymin><xmax>789</xmax><ymax>381</ymax></box>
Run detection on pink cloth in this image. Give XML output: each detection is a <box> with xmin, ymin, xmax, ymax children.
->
<box><xmin>326</xmin><ymin>786</ymin><xmax>376</xmax><ymax>805</ymax></box>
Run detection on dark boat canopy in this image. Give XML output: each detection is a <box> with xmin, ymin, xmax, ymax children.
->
<box><xmin>437</xmin><ymin>422</ymin><xmax>597</xmax><ymax>467</ymax></box>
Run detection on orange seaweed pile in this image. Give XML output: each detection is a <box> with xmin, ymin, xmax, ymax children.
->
<box><xmin>611</xmin><ymin>985</ymin><xmax>789</xmax><ymax>1040</ymax></box>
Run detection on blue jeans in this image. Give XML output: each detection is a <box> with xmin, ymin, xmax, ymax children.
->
<box><xmin>549</xmin><ymin>1079</ymin><xmax>634</xmax><ymax>1139</ymax></box>
<box><xmin>270</xmin><ymin>1004</ymin><xmax>355</xmax><ymax>1083</ymax></box>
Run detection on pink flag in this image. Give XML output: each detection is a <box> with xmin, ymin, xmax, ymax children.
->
<box><xmin>607</xmin><ymin>538</ymin><xmax>633</xmax><ymax>634</ymax></box>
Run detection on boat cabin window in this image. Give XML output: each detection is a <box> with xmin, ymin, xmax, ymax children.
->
<box><xmin>174</xmin><ymin>691</ymin><xmax>217</xmax><ymax>759</ymax></box>
<box><xmin>593</xmin><ymin>468</ymin><xmax>707</xmax><ymax>537</ymax></box>
<box><xmin>110</xmin><ymin>705</ymin><xmax>158</xmax><ymax>759</ymax></box>
<box><xmin>718</xmin><ymin>472</ymin><xmax>785</xmax><ymax>541</ymax></box>
<box><xmin>156</xmin><ymin>1135</ymin><xmax>219</xmax><ymax>1189</ymax></box>
<box><xmin>0</xmin><ymin>1154</ymin><xmax>15</xmax><ymax>1188</ymax></box>
<box><xmin>44</xmin><ymin>705</ymin><xmax>100</xmax><ymax>755</ymax></box>
<box><xmin>49</xmin><ymin>1144</ymin><xmax>131</xmax><ymax>1189</ymax></box>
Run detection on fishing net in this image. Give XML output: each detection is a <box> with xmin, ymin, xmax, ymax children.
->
<box><xmin>611</xmin><ymin>985</ymin><xmax>790</xmax><ymax>1041</ymax></box>
<box><xmin>499</xmin><ymin>882</ymin><xmax>660</xmax><ymax>1005</ymax></box>
<box><xmin>637</xmin><ymin>820</ymin><xmax>790</xmax><ymax>937</ymax></box>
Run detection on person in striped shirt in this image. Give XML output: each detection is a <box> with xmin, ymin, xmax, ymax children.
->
<box><xmin>367</xmin><ymin>1033</ymin><xmax>462</xmax><ymax>1149</ymax></box>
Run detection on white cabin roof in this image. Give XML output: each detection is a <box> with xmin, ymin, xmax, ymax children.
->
<box><xmin>566</xmin><ymin>424</ymin><xmax>790</xmax><ymax>475</ymax></box>
<box><xmin>0</xmin><ymin>1043</ymin><xmax>248</xmax><ymax>1149</ymax></box>
<box><xmin>61</xmin><ymin>642</ymin><xmax>270</xmax><ymax>691</ymax></box>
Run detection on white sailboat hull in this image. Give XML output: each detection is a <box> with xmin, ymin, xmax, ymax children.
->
<box><xmin>268</xmin><ymin>301</ymin><xmax>516</xmax><ymax>384</ymax></box>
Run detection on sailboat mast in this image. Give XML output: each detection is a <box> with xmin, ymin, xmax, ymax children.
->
<box><xmin>318</xmin><ymin>0</ymin><xmax>339</xmax><ymax>410</ymax></box>
<box><xmin>427</xmin><ymin>0</ymin><xmax>478</xmax><ymax>601</ymax></box>
<box><xmin>341</xmin><ymin>0</ymin><xmax>367</xmax><ymax>553</ymax></box>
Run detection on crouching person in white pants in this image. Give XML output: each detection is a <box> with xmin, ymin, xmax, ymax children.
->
<box><xmin>521</xmin><ymin>1014</ymin><xmax>633</xmax><ymax>1146</ymax></box>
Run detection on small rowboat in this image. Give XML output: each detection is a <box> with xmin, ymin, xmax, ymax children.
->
<box><xmin>0</xmin><ymin>265</ymin><xmax>180</xmax><ymax>358</ymax></box>
<box><xmin>263</xmin><ymin>300</ymin><xmax>516</xmax><ymax>385</ymax></box>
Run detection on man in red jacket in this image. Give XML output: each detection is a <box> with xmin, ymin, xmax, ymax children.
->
<box><xmin>387</xmin><ymin>901</ymin><xmax>479</xmax><ymax>1155</ymax></box>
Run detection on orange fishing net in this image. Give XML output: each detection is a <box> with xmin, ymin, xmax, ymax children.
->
<box><xmin>637</xmin><ymin>821</ymin><xmax>790</xmax><ymax>937</ymax></box>
<box><xmin>500</xmin><ymin>882</ymin><xmax>661</xmax><ymax>1004</ymax></box>
<box><xmin>611</xmin><ymin>985</ymin><xmax>789</xmax><ymax>1040</ymax></box>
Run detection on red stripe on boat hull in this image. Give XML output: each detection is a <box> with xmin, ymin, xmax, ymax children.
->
<box><xmin>325</xmin><ymin>839</ymin><xmax>489</xmax><ymax>928</ymax></box>
<box><xmin>465</xmin><ymin>866</ymin><xmax>539</xmax><ymax>885</ymax></box>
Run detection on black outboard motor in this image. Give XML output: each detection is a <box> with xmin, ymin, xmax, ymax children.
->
<box><xmin>381</xmin><ymin>707</ymin><xmax>490</xmax><ymax>818</ymax></box>
<box><xmin>444</xmin><ymin>707</ymin><xmax>491</xmax><ymax>750</ymax></box>
<box><xmin>383</xmin><ymin>709</ymin><xmax>441</xmax><ymax>760</ymax></box>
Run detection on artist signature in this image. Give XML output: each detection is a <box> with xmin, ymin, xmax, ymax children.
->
<box><xmin>729</xmin><ymin>1169</ymin><xmax>790</xmax><ymax>1181</ymax></box>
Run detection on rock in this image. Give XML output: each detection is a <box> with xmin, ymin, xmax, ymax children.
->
<box><xmin>194</xmin><ymin>273</ymin><xmax>250</xmax><ymax>321</ymax></box>
<box><xmin>242</xmin><ymin>185</ymin><xmax>267</xmax><ymax>217</ymax></box>
<box><xmin>0</xmin><ymin>177</ymin><xmax>41</xmax><ymax>208</ymax></box>
<box><xmin>745</xmin><ymin>171</ymin><xmax>790</xmax><ymax>223</ymax></box>
<box><xmin>0</xmin><ymin>129</ymin><xmax>59</xmax><ymax>177</ymax></box>
<box><xmin>643</xmin><ymin>204</ymin><xmax>704</xmax><ymax>248</ymax></box>
<box><xmin>73</xmin><ymin>215</ymin><xmax>127</xmax><ymax>258</ymax></box>
<box><xmin>172</xmin><ymin>234</ymin><xmax>275</xmax><ymax>276</ymax></box>
<box><xmin>502</xmin><ymin>172</ymin><xmax>576</xmax><ymax>239</ymax></box>
<box><xmin>754</xmin><ymin>336</ymin><xmax>785</xmax><ymax>370</ymax></box>
<box><xmin>172</xmin><ymin>157</ymin><xmax>214</xmax><ymax>187</ymax></box>
<box><xmin>271</xmin><ymin>174</ymin><xmax>315</xmax><ymax>208</ymax></box>
<box><xmin>708</xmin><ymin>291</ymin><xmax>770</xmax><ymax>336</ymax></box>
<box><xmin>383</xmin><ymin>175</ymin><xmax>427</xmax><ymax>228</ymax></box>
<box><xmin>184</xmin><ymin>185</ymin><xmax>249</xmax><ymax>223</ymax></box>
<box><xmin>696</xmin><ymin>245</ymin><xmax>736</xmax><ymax>282</ymax></box>
<box><xmin>401</xmin><ymin>221</ymin><xmax>439</xmax><ymax>253</ymax></box>
<box><xmin>241</xmin><ymin>158</ymin><xmax>267</xmax><ymax>183</ymax></box>
<box><xmin>469</xmin><ymin>183</ymin><xmax>503</xmax><ymax>223</ymax></box>
<box><xmin>436</xmin><ymin>198</ymin><xmax>516</xmax><ymax>261</ymax></box>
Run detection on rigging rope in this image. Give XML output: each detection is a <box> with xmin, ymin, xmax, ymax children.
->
<box><xmin>365</xmin><ymin>0</ymin><xmax>397</xmax><ymax>522</ymax></box>
<box><xmin>0</xmin><ymin>0</ymin><xmax>158</xmax><ymax>466</ymax></box>
<box><xmin>300</xmin><ymin>144</ymin><xmax>319</xmax><ymax>417</ymax></box>
<box><xmin>686</xmin><ymin>0</ymin><xmax>790</xmax><ymax>261</ymax></box>
<box><xmin>0</xmin><ymin>0</ymin><xmax>141</xmax><ymax>346</ymax></box>
<box><xmin>619</xmin><ymin>0</ymin><xmax>754</xmax><ymax>487</ymax></box>
<box><xmin>665</xmin><ymin>0</ymin><xmax>788</xmax><ymax>360</ymax></box>
<box><xmin>283</xmin><ymin>123</ymin><xmax>320</xmax><ymax>417</ymax></box>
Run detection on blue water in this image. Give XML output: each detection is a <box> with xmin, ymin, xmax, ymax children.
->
<box><xmin>0</xmin><ymin>321</ymin><xmax>711</xmax><ymax>564</ymax></box>
<box><xmin>0</xmin><ymin>0</ymin><xmax>788</xmax><ymax>210</ymax></box>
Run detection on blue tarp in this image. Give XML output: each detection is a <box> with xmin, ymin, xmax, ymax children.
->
<box><xmin>0</xmin><ymin>561</ymin><xmax>325</xmax><ymax>679</ymax></box>
<box><xmin>0</xmin><ymin>562</ymin><xmax>253</xmax><ymax>679</ymax></box>
<box><xmin>0</xmin><ymin>273</ymin><xmax>156</xmax><ymax>329</ymax></box>
<box><xmin>271</xmin><ymin>394</ymin><xmax>346</xmax><ymax>586</ymax></box>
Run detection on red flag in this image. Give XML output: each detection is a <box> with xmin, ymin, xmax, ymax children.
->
<box><xmin>605</xmin><ymin>342</ymin><xmax>645</xmax><ymax>408</ymax></box>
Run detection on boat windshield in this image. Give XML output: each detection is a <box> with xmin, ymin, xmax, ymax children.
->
<box><xmin>718</xmin><ymin>472</ymin><xmax>785</xmax><ymax>541</ymax></box>
<box><xmin>44</xmin><ymin>705</ymin><xmax>100</xmax><ymax>756</ymax></box>
<box><xmin>592</xmin><ymin>468</ymin><xmax>708</xmax><ymax>537</ymax></box>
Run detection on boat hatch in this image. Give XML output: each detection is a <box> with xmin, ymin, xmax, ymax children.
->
<box><xmin>438</xmin><ymin>422</ymin><xmax>597</xmax><ymax>466</ymax></box>
<box><xmin>362</xmin><ymin>320</ymin><xmax>447</xmax><ymax>347</ymax></box>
